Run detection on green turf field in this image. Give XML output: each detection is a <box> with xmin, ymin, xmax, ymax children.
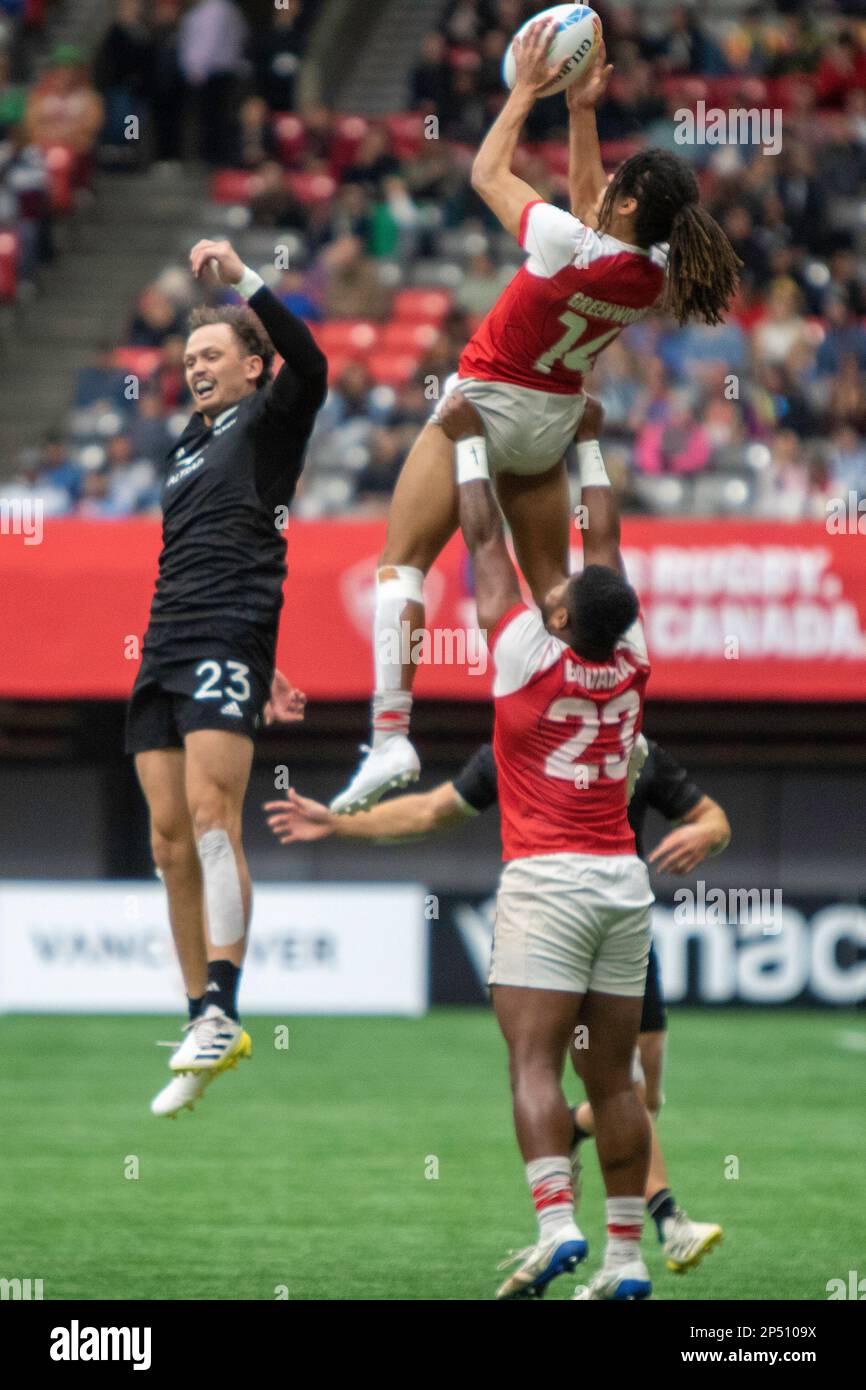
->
<box><xmin>1</xmin><ymin>1008</ymin><xmax>862</xmax><ymax>1301</ymax></box>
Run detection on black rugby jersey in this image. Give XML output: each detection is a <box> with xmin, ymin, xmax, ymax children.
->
<box><xmin>452</xmin><ymin>739</ymin><xmax>704</xmax><ymax>860</ymax></box>
<box><xmin>146</xmin><ymin>286</ymin><xmax>327</xmax><ymax>635</ymax></box>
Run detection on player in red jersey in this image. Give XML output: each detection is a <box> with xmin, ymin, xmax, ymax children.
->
<box><xmin>439</xmin><ymin>387</ymin><xmax>654</xmax><ymax>1301</ymax></box>
<box><xmin>333</xmin><ymin>20</ymin><xmax>740</xmax><ymax>815</ymax></box>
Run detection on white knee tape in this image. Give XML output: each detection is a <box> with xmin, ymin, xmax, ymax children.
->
<box><xmin>377</xmin><ymin>565</ymin><xmax>424</xmax><ymax>604</ymax></box>
<box><xmin>197</xmin><ymin>829</ymin><xmax>245</xmax><ymax>946</ymax></box>
<box><xmin>630</xmin><ymin>1046</ymin><xmax>646</xmax><ymax>1087</ymax></box>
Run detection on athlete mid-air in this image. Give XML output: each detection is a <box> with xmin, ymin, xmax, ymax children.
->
<box><xmin>332</xmin><ymin>20</ymin><xmax>740</xmax><ymax>815</ymax></box>
<box><xmin>125</xmin><ymin>238</ymin><xmax>327</xmax><ymax>1119</ymax></box>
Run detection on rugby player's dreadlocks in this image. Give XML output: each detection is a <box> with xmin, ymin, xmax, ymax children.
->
<box><xmin>598</xmin><ymin>149</ymin><xmax>742</xmax><ymax>327</ymax></box>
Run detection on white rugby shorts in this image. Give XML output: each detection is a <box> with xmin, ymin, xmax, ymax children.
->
<box><xmin>489</xmin><ymin>852</ymin><xmax>654</xmax><ymax>996</ymax></box>
<box><xmin>432</xmin><ymin>373</ymin><xmax>586</xmax><ymax>476</ymax></box>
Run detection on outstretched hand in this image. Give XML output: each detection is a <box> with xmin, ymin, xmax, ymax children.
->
<box><xmin>566</xmin><ymin>42</ymin><xmax>613</xmax><ymax>111</ymax></box>
<box><xmin>264</xmin><ymin>669</ymin><xmax>307</xmax><ymax>725</ymax></box>
<box><xmin>512</xmin><ymin>18</ymin><xmax>562</xmax><ymax>97</ymax></box>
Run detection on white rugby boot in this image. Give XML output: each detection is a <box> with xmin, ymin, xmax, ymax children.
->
<box><xmin>168</xmin><ymin>1004</ymin><xmax>252</xmax><ymax>1075</ymax></box>
<box><xmin>571</xmin><ymin>1259</ymin><xmax>652</xmax><ymax>1300</ymax></box>
<box><xmin>662</xmin><ymin>1210</ymin><xmax>723</xmax><ymax>1273</ymax></box>
<box><xmin>496</xmin><ymin>1225</ymin><xmax>588</xmax><ymax>1300</ymax></box>
<box><xmin>330</xmin><ymin>736</ymin><xmax>420</xmax><ymax>814</ymax></box>
<box><xmin>150</xmin><ymin>1070</ymin><xmax>211</xmax><ymax>1117</ymax></box>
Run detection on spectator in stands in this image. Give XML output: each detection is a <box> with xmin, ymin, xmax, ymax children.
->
<box><xmin>827</xmin><ymin>424</ymin><xmax>866</xmax><ymax>498</ymax></box>
<box><xmin>455</xmin><ymin>247</ymin><xmax>512</xmax><ymax>316</ymax></box>
<box><xmin>342</xmin><ymin>126</ymin><xmax>401</xmax><ymax>199</ymax></box>
<box><xmin>409</xmin><ymin>32</ymin><xmax>452</xmax><ymax>113</ymax></box>
<box><xmin>368</xmin><ymin>176</ymin><xmax>420</xmax><ymax>260</ymax></box>
<box><xmin>635</xmin><ymin>391</ymin><xmax>712</xmax><ymax>476</ymax></box>
<box><xmin>816</xmin><ymin>293</ymin><xmax>866</xmax><ymax>376</ymax></box>
<box><xmin>229</xmin><ymin>93</ymin><xmax>277</xmax><ymax>169</ymax></box>
<box><xmin>247</xmin><ymin>158</ymin><xmax>305</xmax><ymax>229</ymax></box>
<box><xmin>319</xmin><ymin>235</ymin><xmax>389</xmax><ymax>321</ymax></box>
<box><xmin>251</xmin><ymin>0</ymin><xmax>303</xmax><ymax>112</ymax></box>
<box><xmin>102</xmin><ymin>431</ymin><xmax>159</xmax><ymax>514</ymax></box>
<box><xmin>151</xmin><ymin>333</ymin><xmax>191</xmax><ymax>411</ymax></box>
<box><xmin>276</xmin><ymin>267</ymin><xmax>321</xmax><ymax>322</ymax></box>
<box><xmin>146</xmin><ymin>0</ymin><xmax>185</xmax><ymax>167</ymax></box>
<box><xmin>128</xmin><ymin>386</ymin><xmax>173</xmax><ymax>465</ymax></box>
<box><xmin>93</xmin><ymin>0</ymin><xmax>153</xmax><ymax>164</ymax></box>
<box><xmin>178</xmin><ymin>0</ymin><xmax>248</xmax><ymax>166</ymax></box>
<box><xmin>34</xmin><ymin>430</ymin><xmax>82</xmax><ymax>509</ymax></box>
<box><xmin>128</xmin><ymin>283</ymin><xmax>184</xmax><ymax>348</ymax></box>
<box><xmin>0</xmin><ymin>48</ymin><xmax>26</xmax><ymax>139</ymax></box>
<box><xmin>0</xmin><ymin>121</ymin><xmax>51</xmax><ymax>285</ymax></box>
<box><xmin>25</xmin><ymin>45</ymin><xmax>103</xmax><ymax>158</ymax></box>
<box><xmin>74</xmin><ymin>341</ymin><xmax>131</xmax><ymax>411</ymax></box>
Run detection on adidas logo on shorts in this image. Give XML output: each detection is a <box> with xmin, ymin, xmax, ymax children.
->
<box><xmin>220</xmin><ymin>700</ymin><xmax>243</xmax><ymax>718</ymax></box>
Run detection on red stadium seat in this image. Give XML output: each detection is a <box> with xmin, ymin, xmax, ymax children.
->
<box><xmin>660</xmin><ymin>76</ymin><xmax>708</xmax><ymax>106</ymax></box>
<box><xmin>705</xmin><ymin>76</ymin><xmax>769</xmax><ymax>108</ymax></box>
<box><xmin>316</xmin><ymin>320</ymin><xmax>382</xmax><ymax>353</ymax></box>
<box><xmin>273</xmin><ymin>113</ymin><xmax>306</xmax><ymax>167</ymax></box>
<box><xmin>379</xmin><ymin>321</ymin><xmax>439</xmax><ymax>354</ymax></box>
<box><xmin>325</xmin><ymin>352</ymin><xmax>353</xmax><ymax>383</ymax></box>
<box><xmin>392</xmin><ymin>288</ymin><xmax>453</xmax><ymax>324</ymax></box>
<box><xmin>0</xmin><ymin>230</ymin><xmax>18</xmax><ymax>301</ymax></box>
<box><xmin>287</xmin><ymin>170</ymin><xmax>338</xmax><ymax>206</ymax></box>
<box><xmin>43</xmin><ymin>144</ymin><xmax>75</xmax><ymax>212</ymax></box>
<box><xmin>112</xmin><ymin>347</ymin><xmax>163</xmax><ymax>379</ymax></box>
<box><xmin>330</xmin><ymin>114</ymin><xmax>371</xmax><ymax>172</ymax></box>
<box><xmin>211</xmin><ymin>169</ymin><xmax>256</xmax><ymax>204</ymax></box>
<box><xmin>366</xmin><ymin>352</ymin><xmax>420</xmax><ymax>388</ymax></box>
<box><xmin>384</xmin><ymin>112</ymin><xmax>427</xmax><ymax>160</ymax></box>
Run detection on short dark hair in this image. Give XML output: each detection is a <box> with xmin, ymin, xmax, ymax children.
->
<box><xmin>186</xmin><ymin>304</ymin><xmax>275</xmax><ymax>388</ymax></box>
<box><xmin>564</xmin><ymin>564</ymin><xmax>640</xmax><ymax>659</ymax></box>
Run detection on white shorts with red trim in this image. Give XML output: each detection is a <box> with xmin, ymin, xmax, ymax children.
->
<box><xmin>489</xmin><ymin>852</ymin><xmax>653</xmax><ymax>996</ymax></box>
<box><xmin>432</xmin><ymin>373</ymin><xmax>586</xmax><ymax>476</ymax></box>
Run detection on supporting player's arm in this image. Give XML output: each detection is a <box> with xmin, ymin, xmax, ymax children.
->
<box><xmin>575</xmin><ymin>396</ymin><xmax>625</xmax><ymax>576</ymax></box>
<box><xmin>648</xmin><ymin>796</ymin><xmax>732</xmax><ymax>874</ymax></box>
<box><xmin>470</xmin><ymin>18</ymin><xmax>560</xmax><ymax>237</ymax></box>
<box><xmin>566</xmin><ymin>44</ymin><xmax>614</xmax><ymax>225</ymax></box>
<box><xmin>438</xmin><ymin>393</ymin><xmax>522</xmax><ymax>635</ymax></box>
<box><xmin>264</xmin><ymin>783</ymin><xmax>471</xmax><ymax>844</ymax></box>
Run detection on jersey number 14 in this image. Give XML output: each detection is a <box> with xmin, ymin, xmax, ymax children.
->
<box><xmin>534</xmin><ymin>311</ymin><xmax>619</xmax><ymax>377</ymax></box>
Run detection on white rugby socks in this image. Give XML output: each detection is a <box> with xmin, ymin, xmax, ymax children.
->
<box><xmin>603</xmin><ymin>1196</ymin><xmax>644</xmax><ymax>1269</ymax></box>
<box><xmin>526</xmin><ymin>1156</ymin><xmax>578</xmax><ymax>1240</ymax></box>
<box><xmin>371</xmin><ymin>565</ymin><xmax>423</xmax><ymax>747</ymax></box>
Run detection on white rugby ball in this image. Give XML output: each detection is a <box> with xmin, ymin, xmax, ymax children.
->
<box><xmin>502</xmin><ymin>5</ymin><xmax>603</xmax><ymax>97</ymax></box>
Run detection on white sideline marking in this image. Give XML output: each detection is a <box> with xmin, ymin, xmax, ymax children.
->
<box><xmin>836</xmin><ymin>1031</ymin><xmax>866</xmax><ymax>1052</ymax></box>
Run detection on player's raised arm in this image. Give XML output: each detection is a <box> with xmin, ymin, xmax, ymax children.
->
<box><xmin>470</xmin><ymin>18</ymin><xmax>560</xmax><ymax>237</ymax></box>
<box><xmin>566</xmin><ymin>44</ymin><xmax>613</xmax><ymax>225</ymax></box>
<box><xmin>190</xmin><ymin>238</ymin><xmax>328</xmax><ymax>498</ymax></box>
<box><xmin>439</xmin><ymin>393</ymin><xmax>522</xmax><ymax>635</ymax></box>
<box><xmin>575</xmin><ymin>396</ymin><xmax>624</xmax><ymax>576</ymax></box>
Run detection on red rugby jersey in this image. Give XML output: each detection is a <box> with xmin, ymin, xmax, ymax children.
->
<box><xmin>489</xmin><ymin>603</ymin><xmax>651</xmax><ymax>861</ymax></box>
<box><xmin>459</xmin><ymin>200</ymin><xmax>666</xmax><ymax>395</ymax></box>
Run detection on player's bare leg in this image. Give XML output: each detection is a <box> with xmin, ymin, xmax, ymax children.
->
<box><xmin>331</xmin><ymin>421</ymin><xmax>459</xmax><ymax>814</ymax></box>
<box><xmin>155</xmin><ymin>731</ymin><xmax>254</xmax><ymax>1098</ymax></box>
<box><xmin>492</xmin><ymin>984</ymin><xmax>588</xmax><ymax>1299</ymax></box>
<box><xmin>570</xmin><ymin>989</ymin><xmax>652</xmax><ymax>1300</ymax></box>
<box><xmin>135</xmin><ymin>748</ymin><xmax>207</xmax><ymax>998</ymax></box>
<box><xmin>494</xmin><ymin>459</ymin><xmax>572</xmax><ymax>605</ymax></box>
<box><xmin>638</xmin><ymin>1027</ymin><xmax>723</xmax><ymax>1272</ymax></box>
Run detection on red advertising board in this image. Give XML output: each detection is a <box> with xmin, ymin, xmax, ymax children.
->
<box><xmin>1</xmin><ymin>518</ymin><xmax>865</xmax><ymax>701</ymax></box>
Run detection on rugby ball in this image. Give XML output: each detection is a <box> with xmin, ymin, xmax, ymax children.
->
<box><xmin>502</xmin><ymin>5</ymin><xmax>603</xmax><ymax>97</ymax></box>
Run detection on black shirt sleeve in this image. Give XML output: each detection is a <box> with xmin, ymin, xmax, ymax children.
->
<box><xmin>452</xmin><ymin>743</ymin><xmax>498</xmax><ymax>814</ymax></box>
<box><xmin>246</xmin><ymin>286</ymin><xmax>328</xmax><ymax>505</ymax></box>
<box><xmin>643</xmin><ymin>742</ymin><xmax>704</xmax><ymax>822</ymax></box>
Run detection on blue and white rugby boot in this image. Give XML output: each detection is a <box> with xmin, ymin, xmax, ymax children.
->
<box><xmin>496</xmin><ymin>1225</ymin><xmax>588</xmax><ymax>1300</ymax></box>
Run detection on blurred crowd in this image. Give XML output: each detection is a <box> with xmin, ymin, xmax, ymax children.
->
<box><xmin>5</xmin><ymin>0</ymin><xmax>866</xmax><ymax>519</ymax></box>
